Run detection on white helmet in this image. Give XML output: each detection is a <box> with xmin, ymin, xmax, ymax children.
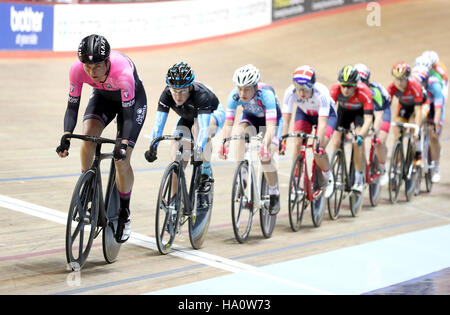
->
<box><xmin>233</xmin><ymin>64</ymin><xmax>260</xmax><ymax>87</ymax></box>
<box><xmin>414</xmin><ymin>55</ymin><xmax>432</xmax><ymax>70</ymax></box>
<box><xmin>422</xmin><ymin>50</ymin><xmax>439</xmax><ymax>65</ymax></box>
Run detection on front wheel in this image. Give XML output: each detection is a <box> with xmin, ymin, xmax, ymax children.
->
<box><xmin>389</xmin><ymin>141</ymin><xmax>403</xmax><ymax>204</ymax></box>
<box><xmin>328</xmin><ymin>150</ymin><xmax>344</xmax><ymax>220</ymax></box>
<box><xmin>288</xmin><ymin>154</ymin><xmax>307</xmax><ymax>231</ymax></box>
<box><xmin>65</xmin><ymin>169</ymin><xmax>99</xmax><ymax>271</ymax></box>
<box><xmin>155</xmin><ymin>162</ymin><xmax>182</xmax><ymax>255</ymax></box>
<box><xmin>368</xmin><ymin>150</ymin><xmax>381</xmax><ymax>207</ymax></box>
<box><xmin>231</xmin><ymin>160</ymin><xmax>254</xmax><ymax>243</ymax></box>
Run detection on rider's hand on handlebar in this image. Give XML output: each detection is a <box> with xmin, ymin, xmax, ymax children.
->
<box><xmin>356</xmin><ymin>135</ymin><xmax>363</xmax><ymax>147</ymax></box>
<box><xmin>144</xmin><ymin>147</ymin><xmax>157</xmax><ymax>163</ymax></box>
<box><xmin>56</xmin><ymin>137</ymin><xmax>70</xmax><ymax>158</ymax></box>
<box><xmin>113</xmin><ymin>142</ymin><xmax>128</xmax><ymax>161</ymax></box>
<box><xmin>279</xmin><ymin>138</ymin><xmax>287</xmax><ymax>155</ymax></box>
<box><xmin>218</xmin><ymin>142</ymin><xmax>229</xmax><ymax>160</ymax></box>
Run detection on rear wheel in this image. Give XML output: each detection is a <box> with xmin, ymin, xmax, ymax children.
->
<box><xmin>189</xmin><ymin>168</ymin><xmax>214</xmax><ymax>250</ymax></box>
<box><xmin>311</xmin><ymin>164</ymin><xmax>325</xmax><ymax>227</ymax></box>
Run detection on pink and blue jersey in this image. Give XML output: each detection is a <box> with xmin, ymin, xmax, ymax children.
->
<box><xmin>64</xmin><ymin>51</ymin><xmax>146</xmax><ymax>146</ymax></box>
<box><xmin>225</xmin><ymin>83</ymin><xmax>281</xmax><ymax>124</ymax></box>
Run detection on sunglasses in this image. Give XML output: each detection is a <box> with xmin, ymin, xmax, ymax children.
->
<box><xmin>340</xmin><ymin>83</ymin><xmax>356</xmax><ymax>88</ymax></box>
<box><xmin>169</xmin><ymin>87</ymin><xmax>190</xmax><ymax>95</ymax></box>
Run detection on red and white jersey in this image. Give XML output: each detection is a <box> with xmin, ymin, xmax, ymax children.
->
<box><xmin>282</xmin><ymin>82</ymin><xmax>336</xmax><ymax>117</ymax></box>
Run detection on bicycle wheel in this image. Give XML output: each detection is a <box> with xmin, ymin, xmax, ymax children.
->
<box><xmin>423</xmin><ymin>127</ymin><xmax>433</xmax><ymax>193</ymax></box>
<box><xmin>102</xmin><ymin>179</ymin><xmax>121</xmax><ymax>264</ymax></box>
<box><xmin>404</xmin><ymin>140</ymin><xmax>416</xmax><ymax>201</ymax></box>
<box><xmin>189</xmin><ymin>168</ymin><xmax>214</xmax><ymax>250</ymax></box>
<box><xmin>388</xmin><ymin>141</ymin><xmax>403</xmax><ymax>204</ymax></box>
<box><xmin>311</xmin><ymin>165</ymin><xmax>325</xmax><ymax>227</ymax></box>
<box><xmin>328</xmin><ymin>149</ymin><xmax>344</xmax><ymax>220</ymax></box>
<box><xmin>288</xmin><ymin>154</ymin><xmax>307</xmax><ymax>231</ymax></box>
<box><xmin>260</xmin><ymin>174</ymin><xmax>276</xmax><ymax>238</ymax></box>
<box><xmin>155</xmin><ymin>162</ymin><xmax>182</xmax><ymax>255</ymax></box>
<box><xmin>349</xmin><ymin>152</ymin><xmax>363</xmax><ymax>217</ymax></box>
<box><xmin>231</xmin><ymin>160</ymin><xmax>254</xmax><ymax>243</ymax></box>
<box><xmin>369</xmin><ymin>150</ymin><xmax>381</xmax><ymax>207</ymax></box>
<box><xmin>65</xmin><ymin>169</ymin><xmax>99</xmax><ymax>271</ymax></box>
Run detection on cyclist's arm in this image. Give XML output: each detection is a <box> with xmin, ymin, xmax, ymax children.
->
<box><xmin>429</xmin><ymin>81</ymin><xmax>444</xmax><ymax>127</ymax></box>
<box><xmin>223</xmin><ymin>91</ymin><xmax>238</xmax><ymax>140</ymax></box>
<box><xmin>359</xmin><ymin>87</ymin><xmax>374</xmax><ymax>138</ymax></box>
<box><xmin>281</xmin><ymin>86</ymin><xmax>295</xmax><ymax>135</ymax></box>
<box><xmin>64</xmin><ymin>64</ymin><xmax>84</xmax><ymax>134</ymax></box>
<box><xmin>151</xmin><ymin>110</ymin><xmax>169</xmax><ymax>147</ymax></box>
<box><xmin>262</xmin><ymin>90</ymin><xmax>279</xmax><ymax>147</ymax></box>
<box><xmin>412</xmin><ymin>82</ymin><xmax>423</xmax><ymax>130</ymax></box>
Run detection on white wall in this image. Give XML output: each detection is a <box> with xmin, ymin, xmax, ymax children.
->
<box><xmin>53</xmin><ymin>0</ymin><xmax>272</xmax><ymax>51</ymax></box>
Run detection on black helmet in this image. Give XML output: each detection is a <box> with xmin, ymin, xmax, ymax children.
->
<box><xmin>166</xmin><ymin>62</ymin><xmax>195</xmax><ymax>88</ymax></box>
<box><xmin>338</xmin><ymin>65</ymin><xmax>360</xmax><ymax>85</ymax></box>
<box><xmin>78</xmin><ymin>34</ymin><xmax>110</xmax><ymax>64</ymax></box>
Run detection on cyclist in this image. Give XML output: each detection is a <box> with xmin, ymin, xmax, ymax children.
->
<box><xmin>144</xmin><ymin>62</ymin><xmax>225</xmax><ymax>200</ymax></box>
<box><xmin>56</xmin><ymin>34</ymin><xmax>147</xmax><ymax>243</ymax></box>
<box><xmin>354</xmin><ymin>63</ymin><xmax>392</xmax><ymax>186</ymax></box>
<box><xmin>387</xmin><ymin>62</ymin><xmax>423</xmax><ymax>167</ymax></box>
<box><xmin>219</xmin><ymin>64</ymin><xmax>283</xmax><ymax>215</ymax></box>
<box><xmin>280</xmin><ymin>65</ymin><xmax>337</xmax><ymax>197</ymax></box>
<box><xmin>422</xmin><ymin>50</ymin><xmax>447</xmax><ymax>182</ymax></box>
<box><xmin>329</xmin><ymin>65</ymin><xmax>374</xmax><ymax>193</ymax></box>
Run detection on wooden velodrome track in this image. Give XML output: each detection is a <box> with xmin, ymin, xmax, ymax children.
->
<box><xmin>1</xmin><ymin>0</ymin><xmax>450</xmax><ymax>295</ymax></box>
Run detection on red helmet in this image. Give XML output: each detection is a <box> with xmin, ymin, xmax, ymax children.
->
<box><xmin>392</xmin><ymin>62</ymin><xmax>411</xmax><ymax>79</ymax></box>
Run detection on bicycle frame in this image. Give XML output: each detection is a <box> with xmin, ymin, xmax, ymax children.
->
<box><xmin>392</xmin><ymin>122</ymin><xmax>419</xmax><ymax>179</ymax></box>
<box><xmin>150</xmin><ymin>135</ymin><xmax>202</xmax><ymax>220</ymax></box>
<box><xmin>281</xmin><ymin>132</ymin><xmax>320</xmax><ymax>202</ymax></box>
<box><xmin>224</xmin><ymin>134</ymin><xmax>268</xmax><ymax>211</ymax></box>
<box><xmin>62</xmin><ymin>134</ymin><xmax>117</xmax><ymax>231</ymax></box>
<box><xmin>365</xmin><ymin>129</ymin><xmax>380</xmax><ymax>185</ymax></box>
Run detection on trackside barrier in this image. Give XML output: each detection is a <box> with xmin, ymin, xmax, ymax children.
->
<box><xmin>0</xmin><ymin>0</ymin><xmax>382</xmax><ymax>51</ymax></box>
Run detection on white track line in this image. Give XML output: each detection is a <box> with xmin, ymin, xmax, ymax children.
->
<box><xmin>0</xmin><ymin>194</ymin><xmax>333</xmax><ymax>295</ymax></box>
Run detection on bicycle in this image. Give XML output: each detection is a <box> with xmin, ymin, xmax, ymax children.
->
<box><xmin>223</xmin><ymin>134</ymin><xmax>276</xmax><ymax>243</ymax></box>
<box><xmin>149</xmin><ymin>135</ymin><xmax>214</xmax><ymax>254</ymax></box>
<box><xmin>414</xmin><ymin>120</ymin><xmax>435</xmax><ymax>195</ymax></box>
<box><xmin>365</xmin><ymin>127</ymin><xmax>382</xmax><ymax>207</ymax></box>
<box><xmin>62</xmin><ymin>134</ymin><xmax>122</xmax><ymax>271</ymax></box>
<box><xmin>280</xmin><ymin>132</ymin><xmax>325</xmax><ymax>232</ymax></box>
<box><xmin>388</xmin><ymin>122</ymin><xmax>420</xmax><ymax>203</ymax></box>
<box><xmin>328</xmin><ymin>126</ymin><xmax>364</xmax><ymax>219</ymax></box>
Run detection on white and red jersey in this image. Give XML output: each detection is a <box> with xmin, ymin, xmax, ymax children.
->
<box><xmin>282</xmin><ymin>82</ymin><xmax>336</xmax><ymax>117</ymax></box>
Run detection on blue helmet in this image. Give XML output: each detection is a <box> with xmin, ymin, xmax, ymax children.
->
<box><xmin>166</xmin><ymin>62</ymin><xmax>195</xmax><ymax>88</ymax></box>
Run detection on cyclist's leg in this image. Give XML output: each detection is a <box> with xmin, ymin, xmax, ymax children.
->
<box><xmin>81</xmin><ymin>90</ymin><xmax>112</xmax><ymax>171</ymax></box>
<box><xmin>374</xmin><ymin>108</ymin><xmax>390</xmax><ymax>183</ymax></box>
<box><xmin>429</xmin><ymin>103</ymin><xmax>442</xmax><ymax>182</ymax></box>
<box><xmin>352</xmin><ymin>112</ymin><xmax>365</xmax><ymax>191</ymax></box>
<box><xmin>259</xmin><ymin>113</ymin><xmax>283</xmax><ymax>214</ymax></box>
<box><xmin>114</xmin><ymin>85</ymin><xmax>147</xmax><ymax>242</ymax></box>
